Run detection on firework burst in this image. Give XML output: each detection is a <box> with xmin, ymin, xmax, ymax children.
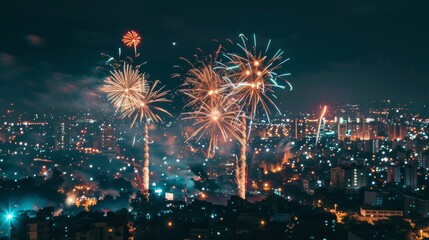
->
<box><xmin>103</xmin><ymin>63</ymin><xmax>147</xmax><ymax>112</ymax></box>
<box><xmin>219</xmin><ymin>33</ymin><xmax>291</xmax><ymax>121</ymax></box>
<box><xmin>179</xmin><ymin>48</ymin><xmax>243</xmax><ymax>157</ymax></box>
<box><xmin>122</xmin><ymin>30</ymin><xmax>141</xmax><ymax>57</ymax></box>
<box><xmin>175</xmin><ymin>46</ymin><xmax>226</xmax><ymax>105</ymax></box>
<box><xmin>121</xmin><ymin>80</ymin><xmax>172</xmax><ymax>127</ymax></box>
<box><xmin>217</xmin><ymin>34</ymin><xmax>292</xmax><ymax>199</ymax></box>
<box><xmin>180</xmin><ymin>64</ymin><xmax>226</xmax><ymax>107</ymax></box>
<box><xmin>183</xmin><ymin>95</ymin><xmax>242</xmax><ymax>158</ymax></box>
<box><xmin>103</xmin><ymin>59</ymin><xmax>170</xmax><ymax>198</ymax></box>
<box><xmin>120</xmin><ymin>79</ymin><xmax>171</xmax><ymax>197</ymax></box>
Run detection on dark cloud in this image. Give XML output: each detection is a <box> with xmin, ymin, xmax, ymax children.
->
<box><xmin>0</xmin><ymin>0</ymin><xmax>428</xmax><ymax>111</ymax></box>
<box><xmin>26</xmin><ymin>35</ymin><xmax>44</xmax><ymax>47</ymax></box>
<box><xmin>282</xmin><ymin>58</ymin><xmax>429</xmax><ymax>111</ymax></box>
<box><xmin>0</xmin><ymin>53</ymin><xmax>107</xmax><ymax>111</ymax></box>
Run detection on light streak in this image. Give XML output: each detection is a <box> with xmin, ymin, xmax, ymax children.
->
<box><xmin>315</xmin><ymin>105</ymin><xmax>328</xmax><ymax>147</ymax></box>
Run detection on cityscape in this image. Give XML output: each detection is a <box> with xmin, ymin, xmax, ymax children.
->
<box><xmin>1</xmin><ymin>1</ymin><xmax>429</xmax><ymax>240</ymax></box>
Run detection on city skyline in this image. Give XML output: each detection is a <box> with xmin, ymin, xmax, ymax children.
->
<box><xmin>1</xmin><ymin>1</ymin><xmax>429</xmax><ymax>239</ymax></box>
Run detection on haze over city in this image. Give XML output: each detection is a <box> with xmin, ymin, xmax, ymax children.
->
<box><xmin>1</xmin><ymin>1</ymin><xmax>429</xmax><ymax>240</ymax></box>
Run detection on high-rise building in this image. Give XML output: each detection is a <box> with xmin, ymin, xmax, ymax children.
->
<box><xmin>386</xmin><ymin>164</ymin><xmax>417</xmax><ymax>188</ymax></box>
<box><xmin>330</xmin><ymin>165</ymin><xmax>367</xmax><ymax>190</ymax></box>
<box><xmin>387</xmin><ymin>123</ymin><xmax>406</xmax><ymax>141</ymax></box>
<box><xmin>101</xmin><ymin>123</ymin><xmax>116</xmax><ymax>152</ymax></box>
<box><xmin>371</xmin><ymin>139</ymin><xmax>380</xmax><ymax>153</ymax></box>
<box><xmin>404</xmin><ymin>194</ymin><xmax>429</xmax><ymax>218</ymax></box>
<box><xmin>11</xmin><ymin>207</ymin><xmax>54</xmax><ymax>240</ymax></box>
<box><xmin>364</xmin><ymin>191</ymin><xmax>383</xmax><ymax>206</ymax></box>
<box><xmin>330</xmin><ymin>166</ymin><xmax>345</xmax><ymax>189</ymax></box>
<box><xmin>386</xmin><ymin>165</ymin><xmax>402</xmax><ymax>183</ymax></box>
<box><xmin>55</xmin><ymin>122</ymin><xmax>70</xmax><ymax>150</ymax></box>
<box><xmin>404</xmin><ymin>164</ymin><xmax>418</xmax><ymax>188</ymax></box>
<box><xmin>422</xmin><ymin>151</ymin><xmax>429</xmax><ymax>169</ymax></box>
<box><xmin>293</xmin><ymin>118</ymin><xmax>306</xmax><ymax>139</ymax></box>
<box><xmin>337</xmin><ymin>122</ymin><xmax>347</xmax><ymax>141</ymax></box>
<box><xmin>337</xmin><ymin>120</ymin><xmax>379</xmax><ymax>141</ymax></box>
<box><xmin>305</xmin><ymin>119</ymin><xmax>318</xmax><ymax>138</ymax></box>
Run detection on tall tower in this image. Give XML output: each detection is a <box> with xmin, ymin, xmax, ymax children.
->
<box><xmin>293</xmin><ymin>118</ymin><xmax>306</xmax><ymax>139</ymax></box>
<box><xmin>101</xmin><ymin>123</ymin><xmax>116</xmax><ymax>152</ymax></box>
<box><xmin>55</xmin><ymin>122</ymin><xmax>70</xmax><ymax>150</ymax></box>
<box><xmin>387</xmin><ymin>123</ymin><xmax>406</xmax><ymax>141</ymax></box>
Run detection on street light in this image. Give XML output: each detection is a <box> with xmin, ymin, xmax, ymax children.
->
<box><xmin>4</xmin><ymin>212</ymin><xmax>14</xmax><ymax>240</ymax></box>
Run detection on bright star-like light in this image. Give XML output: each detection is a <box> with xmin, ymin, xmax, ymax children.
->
<box><xmin>6</xmin><ymin>213</ymin><xmax>13</xmax><ymax>220</ymax></box>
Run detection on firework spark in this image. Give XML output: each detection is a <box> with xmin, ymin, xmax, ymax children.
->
<box><xmin>121</xmin><ymin>80</ymin><xmax>172</xmax><ymax>127</ymax></box>
<box><xmin>120</xmin><ymin>79</ymin><xmax>171</xmax><ymax>197</ymax></box>
<box><xmin>103</xmin><ymin>63</ymin><xmax>147</xmax><ymax>112</ymax></box>
<box><xmin>181</xmin><ymin>64</ymin><xmax>226</xmax><ymax>107</ymax></box>
<box><xmin>122</xmin><ymin>30</ymin><xmax>141</xmax><ymax>57</ymax></box>
<box><xmin>179</xmin><ymin>50</ymin><xmax>242</xmax><ymax>158</ymax></box>
<box><xmin>219</xmin><ymin>33</ymin><xmax>291</xmax><ymax>122</ymax></box>
<box><xmin>103</xmin><ymin>59</ymin><xmax>170</xmax><ymax>198</ymax></box>
<box><xmin>218</xmin><ymin>34</ymin><xmax>291</xmax><ymax>199</ymax></box>
<box><xmin>175</xmin><ymin>46</ymin><xmax>225</xmax><ymax>105</ymax></box>
<box><xmin>101</xmin><ymin>48</ymin><xmax>147</xmax><ymax>72</ymax></box>
<box><xmin>183</xmin><ymin>96</ymin><xmax>242</xmax><ymax>158</ymax></box>
<box><xmin>315</xmin><ymin>105</ymin><xmax>327</xmax><ymax>147</ymax></box>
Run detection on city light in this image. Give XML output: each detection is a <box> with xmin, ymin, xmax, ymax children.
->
<box><xmin>1</xmin><ymin>2</ymin><xmax>429</xmax><ymax>239</ymax></box>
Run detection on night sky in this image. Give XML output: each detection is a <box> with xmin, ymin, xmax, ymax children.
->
<box><xmin>1</xmin><ymin>0</ymin><xmax>428</xmax><ymax>112</ymax></box>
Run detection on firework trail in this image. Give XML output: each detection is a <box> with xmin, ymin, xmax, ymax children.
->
<box><xmin>315</xmin><ymin>105</ymin><xmax>327</xmax><ymax>148</ymax></box>
<box><xmin>103</xmin><ymin>63</ymin><xmax>146</xmax><ymax>194</ymax></box>
<box><xmin>100</xmin><ymin>31</ymin><xmax>144</xmax><ymax>73</ymax></box>
<box><xmin>237</xmin><ymin>115</ymin><xmax>247</xmax><ymax>198</ymax></box>
<box><xmin>219</xmin><ymin>34</ymin><xmax>291</xmax><ymax>199</ymax></box>
<box><xmin>103</xmin><ymin>32</ymin><xmax>170</xmax><ymax>199</ymax></box>
<box><xmin>121</xmin><ymin>80</ymin><xmax>172</xmax><ymax>127</ymax></box>
<box><xmin>120</xmin><ymin>80</ymin><xmax>171</xmax><ymax>197</ymax></box>
<box><xmin>179</xmin><ymin>48</ymin><xmax>243</xmax><ymax>157</ymax></box>
<box><xmin>122</xmin><ymin>30</ymin><xmax>141</xmax><ymax>58</ymax></box>
<box><xmin>219</xmin><ymin>33</ymin><xmax>291</xmax><ymax>122</ymax></box>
